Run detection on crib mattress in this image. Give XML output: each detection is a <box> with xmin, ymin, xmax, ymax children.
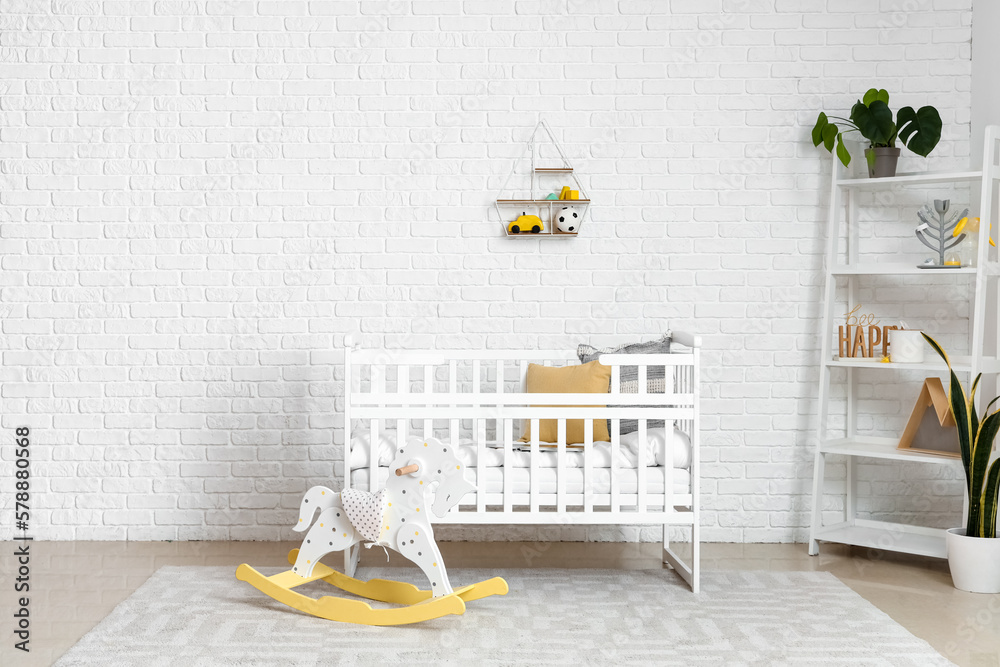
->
<box><xmin>350</xmin><ymin>466</ymin><xmax>691</xmax><ymax>497</ymax></box>
<box><xmin>348</xmin><ymin>426</ymin><xmax>692</xmax><ymax>471</ymax></box>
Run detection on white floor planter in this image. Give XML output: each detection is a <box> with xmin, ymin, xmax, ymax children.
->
<box><xmin>946</xmin><ymin>528</ymin><xmax>1000</xmax><ymax>593</ymax></box>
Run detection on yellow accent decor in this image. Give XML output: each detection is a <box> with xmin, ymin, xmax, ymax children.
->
<box><xmin>953</xmin><ymin>216</ymin><xmax>997</xmax><ymax>247</ymax></box>
<box><xmin>233</xmin><ymin>550</ymin><xmax>508</xmax><ymax>626</ymax></box>
<box><xmin>508</xmin><ymin>213</ymin><xmax>543</xmax><ymax>234</ymax></box>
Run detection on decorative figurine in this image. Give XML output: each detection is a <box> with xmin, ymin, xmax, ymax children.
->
<box><xmin>915</xmin><ymin>199</ymin><xmax>967</xmax><ymax>268</ymax></box>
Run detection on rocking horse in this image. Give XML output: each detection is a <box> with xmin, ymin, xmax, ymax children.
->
<box><xmin>236</xmin><ymin>436</ymin><xmax>508</xmax><ymax>625</ymax></box>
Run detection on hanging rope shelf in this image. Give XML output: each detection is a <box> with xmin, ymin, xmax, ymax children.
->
<box><xmin>493</xmin><ymin>120</ymin><xmax>590</xmax><ymax>237</ymax></box>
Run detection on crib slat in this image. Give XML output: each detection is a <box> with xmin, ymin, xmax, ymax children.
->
<box><xmin>557</xmin><ymin>419</ymin><xmax>566</xmax><ymax>514</ymax></box>
<box><xmin>423</xmin><ymin>365</ymin><xmax>432</xmax><ymax>439</ymax></box>
<box><xmin>449</xmin><ymin>360</ymin><xmax>459</xmax><ymax>450</ymax></box>
<box><xmin>344</xmin><ymin>344</ymin><xmax>353</xmax><ymax>491</ymax></box>
<box><xmin>503</xmin><ymin>417</ymin><xmax>513</xmax><ymax>514</ymax></box>
<box><xmin>370</xmin><ymin>364</ymin><xmax>383</xmax><ymax>492</ymax></box>
<box><xmin>473</xmin><ymin>361</ymin><xmax>485</xmax><ymax>514</ymax></box>
<box><xmin>663</xmin><ymin>363</ymin><xmax>670</xmax><ymax>516</ymax></box>
<box><xmin>396</xmin><ymin>365</ymin><xmax>408</xmax><ymax>450</ymax></box>
<box><xmin>519</xmin><ymin>360</ymin><xmax>529</xmax><ymax>442</ymax></box>
<box><xmin>530</xmin><ymin>419</ymin><xmax>540</xmax><ymax>513</ymax></box>
<box><xmin>637</xmin><ymin>363</ymin><xmax>647</xmax><ymax>513</ymax></box>
<box><xmin>475</xmin><ymin>418</ymin><xmax>485</xmax><ymax>513</ymax></box>
<box><xmin>637</xmin><ymin>417</ymin><xmax>647</xmax><ymax>514</ymax></box>
<box><xmin>584</xmin><ymin>419</ymin><xmax>593</xmax><ymax>514</ymax></box>
<box><xmin>610</xmin><ymin>365</ymin><xmax>620</xmax><ymax>513</ymax></box>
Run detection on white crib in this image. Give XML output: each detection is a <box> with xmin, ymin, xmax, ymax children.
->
<box><xmin>339</xmin><ymin>332</ymin><xmax>701</xmax><ymax>592</ymax></box>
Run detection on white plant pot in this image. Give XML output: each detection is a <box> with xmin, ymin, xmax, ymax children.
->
<box><xmin>946</xmin><ymin>527</ymin><xmax>1000</xmax><ymax>593</ymax></box>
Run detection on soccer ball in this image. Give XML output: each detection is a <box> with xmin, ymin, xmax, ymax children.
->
<box><xmin>555</xmin><ymin>206</ymin><xmax>580</xmax><ymax>233</ymax></box>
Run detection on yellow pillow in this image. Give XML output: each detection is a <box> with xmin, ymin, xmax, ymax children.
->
<box><xmin>520</xmin><ymin>360</ymin><xmax>611</xmax><ymax>445</ymax></box>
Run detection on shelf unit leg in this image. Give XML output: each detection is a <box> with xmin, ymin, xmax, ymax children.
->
<box><xmin>808</xmin><ymin>450</ymin><xmax>826</xmax><ymax>556</ymax></box>
<box><xmin>846</xmin><ymin>455</ymin><xmax>857</xmax><ymax>521</ymax></box>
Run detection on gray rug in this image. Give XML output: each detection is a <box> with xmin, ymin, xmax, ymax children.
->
<box><xmin>55</xmin><ymin>566</ymin><xmax>950</xmax><ymax>666</ymax></box>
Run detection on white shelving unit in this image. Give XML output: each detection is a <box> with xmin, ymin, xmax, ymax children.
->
<box><xmin>808</xmin><ymin>125</ymin><xmax>1000</xmax><ymax>560</ymax></box>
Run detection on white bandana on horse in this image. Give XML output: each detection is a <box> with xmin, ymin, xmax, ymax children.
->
<box><xmin>340</xmin><ymin>487</ymin><xmax>388</xmax><ymax>543</ymax></box>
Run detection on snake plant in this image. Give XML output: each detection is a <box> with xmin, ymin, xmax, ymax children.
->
<box><xmin>923</xmin><ymin>333</ymin><xmax>1000</xmax><ymax>538</ymax></box>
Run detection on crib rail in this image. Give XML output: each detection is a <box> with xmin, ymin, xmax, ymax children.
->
<box><xmin>343</xmin><ymin>336</ymin><xmax>698</xmax><ymax>521</ymax></box>
<box><xmin>341</xmin><ymin>334</ymin><xmax>701</xmax><ymax>591</ymax></box>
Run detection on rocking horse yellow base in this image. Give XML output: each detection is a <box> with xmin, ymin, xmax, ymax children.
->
<box><xmin>235</xmin><ymin>549</ymin><xmax>508</xmax><ymax>626</ymax></box>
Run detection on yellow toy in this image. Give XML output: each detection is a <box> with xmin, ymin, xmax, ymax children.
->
<box><xmin>508</xmin><ymin>212</ymin><xmax>543</xmax><ymax>234</ymax></box>
<box><xmin>236</xmin><ymin>437</ymin><xmax>508</xmax><ymax>626</ymax></box>
<box><xmin>954</xmin><ymin>216</ymin><xmax>996</xmax><ymax>247</ymax></box>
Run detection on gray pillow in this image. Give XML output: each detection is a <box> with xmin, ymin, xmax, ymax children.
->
<box><xmin>577</xmin><ymin>333</ymin><xmax>672</xmax><ymax>436</ymax></box>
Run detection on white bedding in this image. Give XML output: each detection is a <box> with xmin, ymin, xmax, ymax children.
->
<box><xmin>350</xmin><ymin>466</ymin><xmax>691</xmax><ymax>497</ymax></box>
<box><xmin>348</xmin><ymin>427</ymin><xmax>692</xmax><ymax>471</ymax></box>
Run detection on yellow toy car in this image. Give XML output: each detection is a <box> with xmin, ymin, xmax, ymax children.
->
<box><xmin>508</xmin><ymin>212</ymin><xmax>543</xmax><ymax>234</ymax></box>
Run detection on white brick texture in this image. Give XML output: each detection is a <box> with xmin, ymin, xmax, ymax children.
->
<box><xmin>0</xmin><ymin>1</ymin><xmax>974</xmax><ymax>542</ymax></box>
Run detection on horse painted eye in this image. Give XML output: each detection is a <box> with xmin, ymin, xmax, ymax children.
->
<box><xmin>437</xmin><ymin>469</ymin><xmax>441</xmax><ymax>473</ymax></box>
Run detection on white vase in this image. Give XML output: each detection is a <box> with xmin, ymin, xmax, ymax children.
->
<box><xmin>889</xmin><ymin>329</ymin><xmax>925</xmax><ymax>363</ymax></box>
<box><xmin>946</xmin><ymin>527</ymin><xmax>1000</xmax><ymax>593</ymax></box>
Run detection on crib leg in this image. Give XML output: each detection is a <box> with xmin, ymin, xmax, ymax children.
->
<box><xmin>691</xmin><ymin>521</ymin><xmax>700</xmax><ymax>594</ymax></box>
<box><xmin>662</xmin><ymin>524</ymin><xmax>699</xmax><ymax>594</ymax></box>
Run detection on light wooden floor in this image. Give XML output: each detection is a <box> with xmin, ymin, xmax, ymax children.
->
<box><xmin>1</xmin><ymin>541</ymin><xmax>996</xmax><ymax>666</ymax></box>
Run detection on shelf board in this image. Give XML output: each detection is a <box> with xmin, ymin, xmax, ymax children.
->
<box><xmin>497</xmin><ymin>199</ymin><xmax>590</xmax><ymax>204</ymax></box>
<box><xmin>815</xmin><ymin>519</ymin><xmax>947</xmax><ymax>559</ymax></box>
<box><xmin>534</xmin><ymin>167</ymin><xmax>573</xmax><ymax>173</ymax></box>
<box><xmin>837</xmin><ymin>170</ymin><xmax>983</xmax><ymax>188</ymax></box>
<box><xmin>831</xmin><ymin>263</ymin><xmax>977</xmax><ymax>275</ymax></box>
<box><xmin>825</xmin><ymin>354</ymin><xmax>1000</xmax><ymax>373</ymax></box>
<box><xmin>820</xmin><ymin>436</ymin><xmax>961</xmax><ymax>464</ymax></box>
<box><xmin>503</xmin><ymin>230</ymin><xmax>580</xmax><ymax>238</ymax></box>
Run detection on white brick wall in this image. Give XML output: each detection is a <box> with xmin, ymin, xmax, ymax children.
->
<box><xmin>0</xmin><ymin>0</ymin><xmax>974</xmax><ymax>542</ymax></box>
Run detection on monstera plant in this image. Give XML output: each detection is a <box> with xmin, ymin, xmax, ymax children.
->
<box><xmin>812</xmin><ymin>88</ymin><xmax>942</xmax><ymax>177</ymax></box>
<box><xmin>923</xmin><ymin>333</ymin><xmax>1000</xmax><ymax>593</ymax></box>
